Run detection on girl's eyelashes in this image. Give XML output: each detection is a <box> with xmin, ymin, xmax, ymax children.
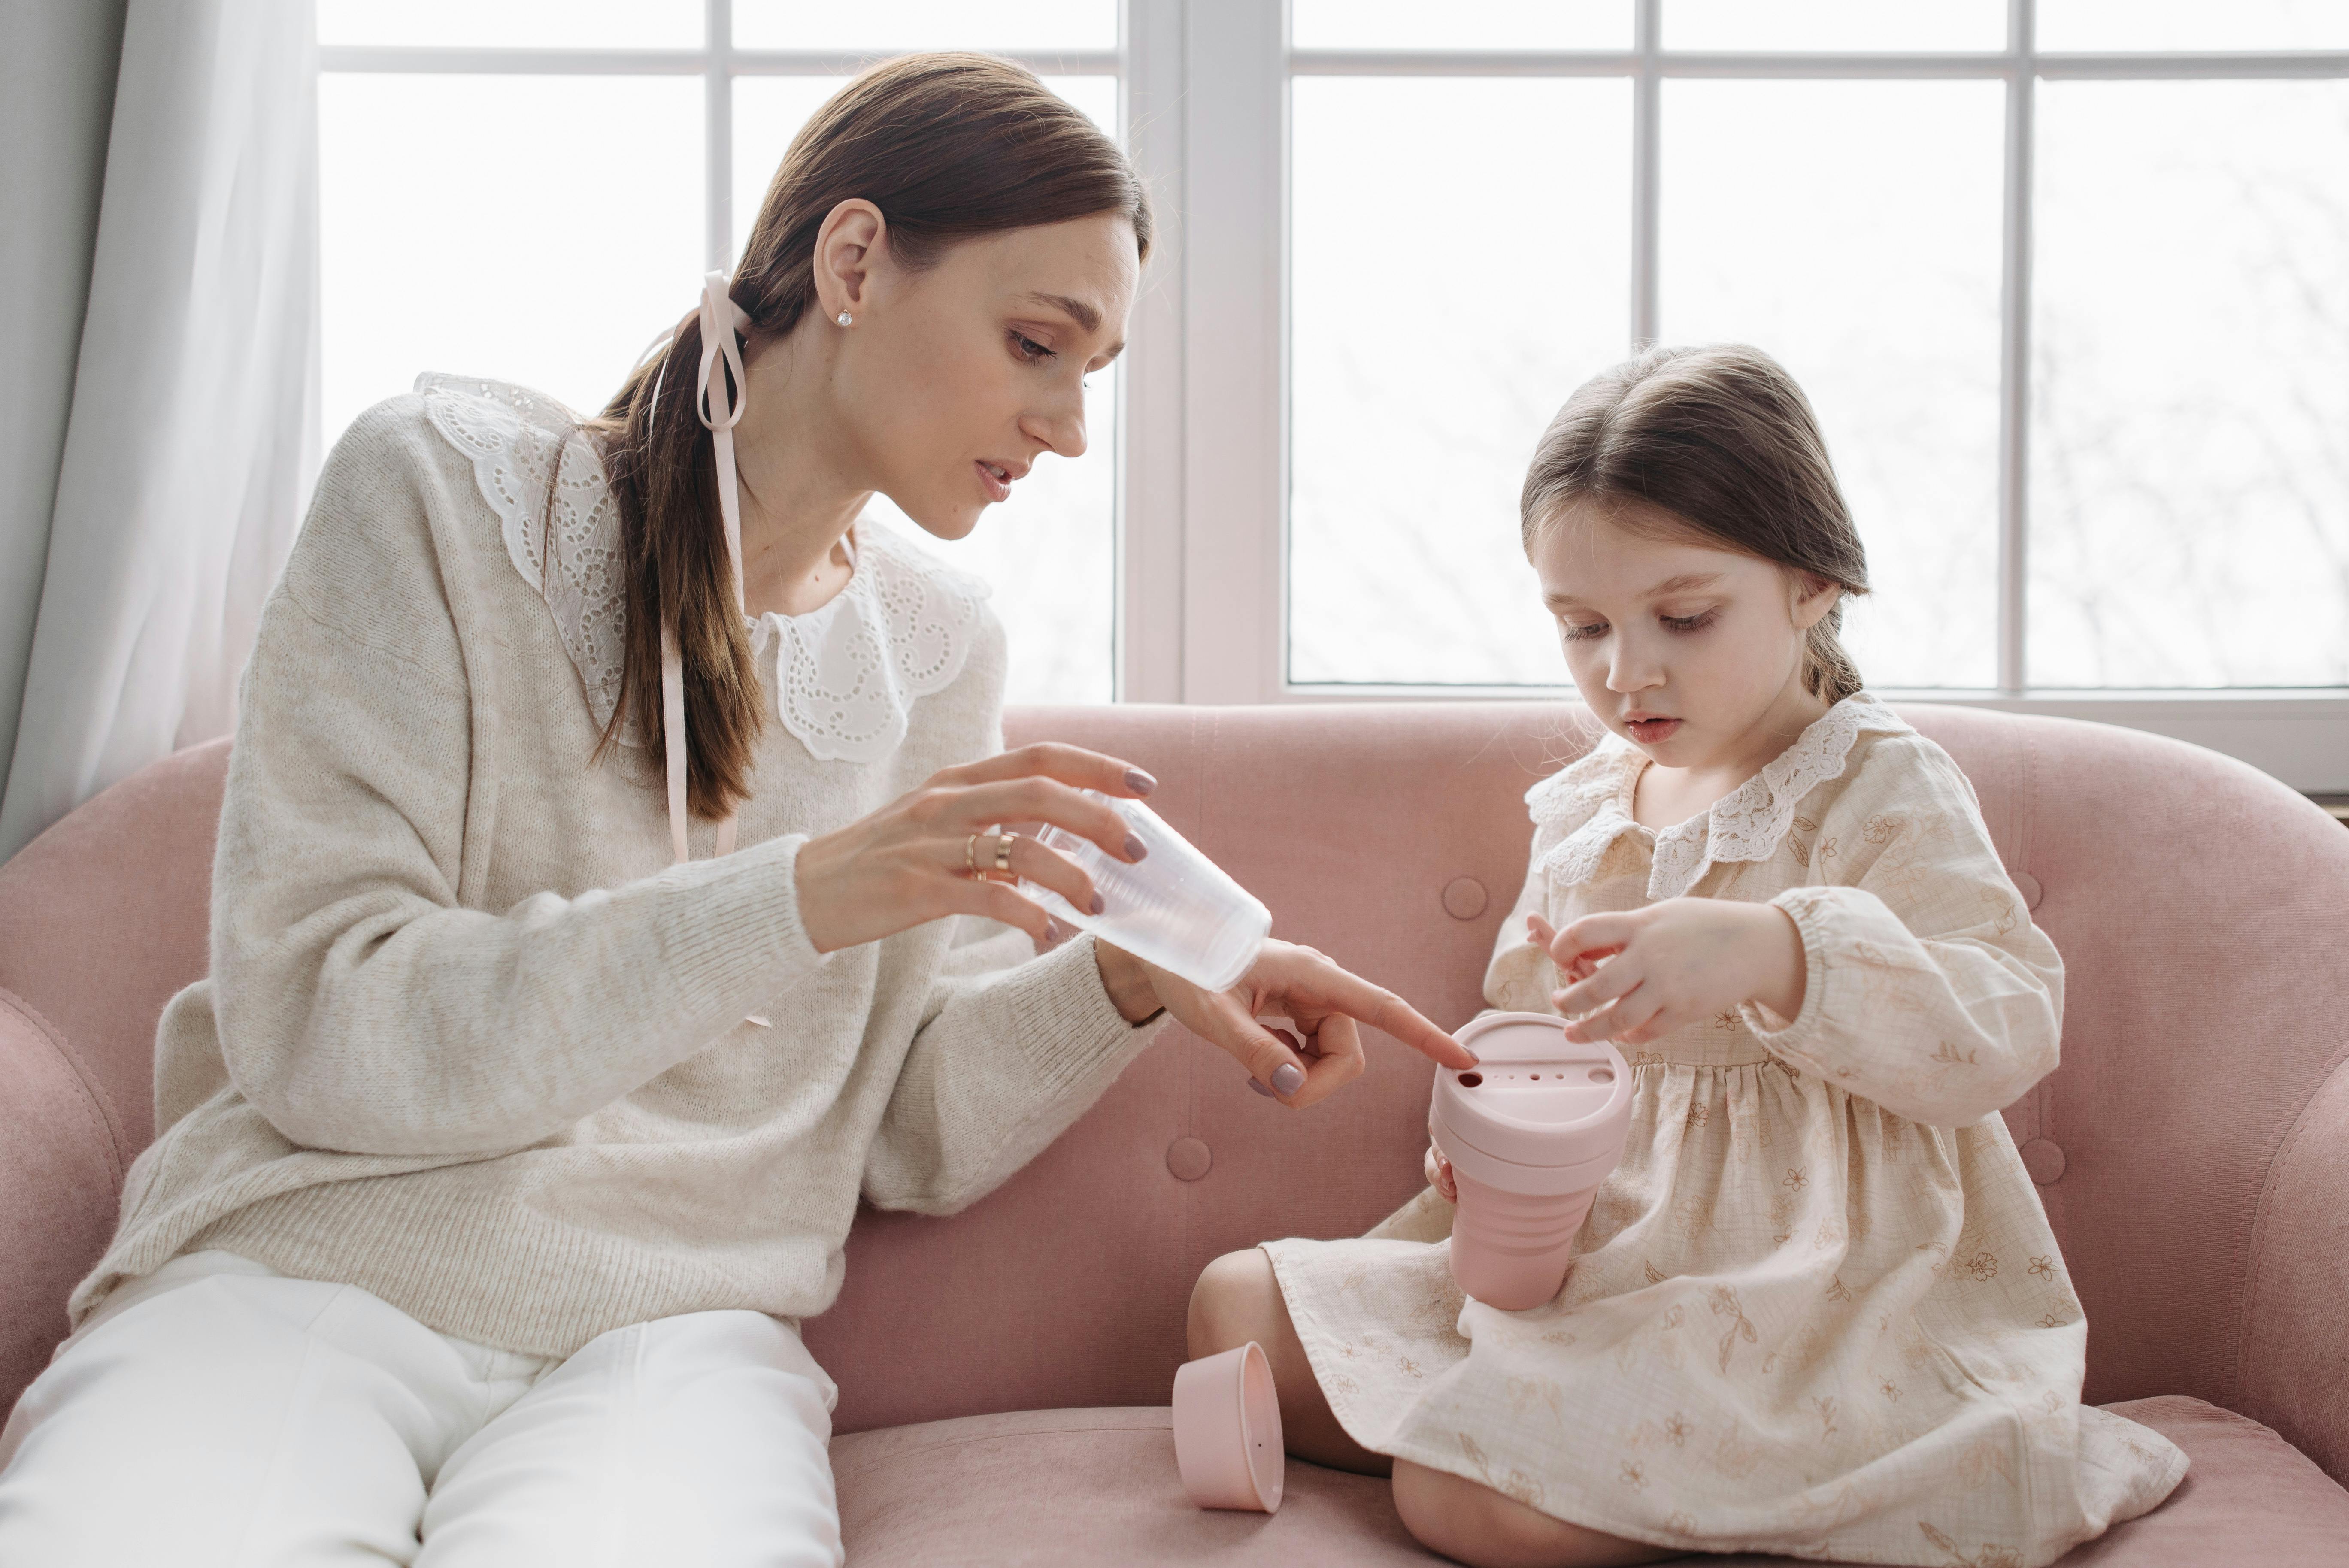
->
<box><xmin>1557</xmin><ymin>608</ymin><xmax>1719</xmax><ymax>641</ymax></box>
<box><xmin>1009</xmin><ymin>329</ymin><xmax>1057</xmax><ymax>363</ymax></box>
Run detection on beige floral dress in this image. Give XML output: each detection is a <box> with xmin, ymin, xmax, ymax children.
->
<box><xmin>1263</xmin><ymin>696</ymin><xmax>2186</xmax><ymax>1568</ymax></box>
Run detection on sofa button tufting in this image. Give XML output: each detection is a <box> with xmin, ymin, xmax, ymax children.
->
<box><xmin>1167</xmin><ymin>1137</ymin><xmax>1213</xmax><ymax>1182</ymax></box>
<box><xmin>2012</xmin><ymin>871</ymin><xmax>2043</xmax><ymax>910</ymax></box>
<box><xmin>1441</xmin><ymin>877</ymin><xmax>1489</xmax><ymax>921</ymax></box>
<box><xmin>2020</xmin><ymin>1138</ymin><xmax>2066</xmax><ymax>1185</ymax></box>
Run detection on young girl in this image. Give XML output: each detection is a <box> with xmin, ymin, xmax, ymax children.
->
<box><xmin>1190</xmin><ymin>345</ymin><xmax>2187</xmax><ymax>1568</ymax></box>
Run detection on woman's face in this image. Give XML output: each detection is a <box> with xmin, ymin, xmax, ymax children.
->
<box><xmin>834</xmin><ymin>212</ymin><xmax>1139</xmax><ymax>540</ymax></box>
<box><xmin>1530</xmin><ymin>498</ymin><xmax>1837</xmax><ymax>770</ymax></box>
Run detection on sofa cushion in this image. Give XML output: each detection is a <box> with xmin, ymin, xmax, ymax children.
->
<box><xmin>830</xmin><ymin>1396</ymin><xmax>2349</xmax><ymax>1566</ymax></box>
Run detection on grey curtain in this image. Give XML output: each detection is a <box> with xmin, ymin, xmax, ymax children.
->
<box><xmin>0</xmin><ymin>0</ymin><xmax>132</xmax><ymax>852</ymax></box>
<box><xmin>0</xmin><ymin>0</ymin><xmax>318</xmax><ymax>863</ymax></box>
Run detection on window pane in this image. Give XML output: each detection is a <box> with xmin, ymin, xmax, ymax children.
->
<box><xmin>1661</xmin><ymin>80</ymin><xmax>2005</xmax><ymax>690</ymax></box>
<box><xmin>732</xmin><ymin>77</ymin><xmax>850</xmax><ymax>258</ymax></box>
<box><xmin>320</xmin><ymin>74</ymin><xmax>702</xmax><ymax>444</ymax></box>
<box><xmin>1664</xmin><ymin>0</ymin><xmax>2004</xmax><ymax>52</ymax></box>
<box><xmin>2038</xmin><ymin>0</ymin><xmax>2349</xmax><ymax>52</ymax></box>
<box><xmin>734</xmin><ymin>2</ymin><xmax>1115</xmax><ymax>52</ymax></box>
<box><xmin>2031</xmin><ymin>81</ymin><xmax>2349</xmax><ymax>687</ymax></box>
<box><xmin>730</xmin><ymin>75</ymin><xmax>1123</xmax><ymax>704</ymax></box>
<box><xmin>317</xmin><ymin>0</ymin><xmax>700</xmax><ymax>49</ymax></box>
<box><xmin>1289</xmin><ymin>78</ymin><xmax>1631</xmax><ymax>685</ymax></box>
<box><xmin>1293</xmin><ymin>2</ymin><xmax>1630</xmax><ymax>52</ymax></box>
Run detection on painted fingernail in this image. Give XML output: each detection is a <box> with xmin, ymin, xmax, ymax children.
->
<box><xmin>1248</xmin><ymin>1077</ymin><xmax>1276</xmax><ymax>1097</ymax></box>
<box><xmin>1124</xmin><ymin>834</ymin><xmax>1148</xmax><ymax>861</ymax></box>
<box><xmin>1272</xmin><ymin>1062</ymin><xmax>1305</xmax><ymax>1095</ymax></box>
<box><xmin>1088</xmin><ymin>892</ymin><xmax>1106</xmax><ymax>915</ymax></box>
<box><xmin>1126</xmin><ymin>768</ymin><xmax>1157</xmax><ymax>796</ymax></box>
<box><xmin>1043</xmin><ymin>918</ymin><xmax>1061</xmax><ymax>942</ymax></box>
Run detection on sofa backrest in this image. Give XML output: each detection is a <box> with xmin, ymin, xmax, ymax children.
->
<box><xmin>4</xmin><ymin>705</ymin><xmax>2344</xmax><ymax>1465</ymax></box>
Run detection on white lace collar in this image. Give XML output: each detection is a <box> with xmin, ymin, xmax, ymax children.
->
<box><xmin>415</xmin><ymin>374</ymin><xmax>991</xmax><ymax>766</ymax></box>
<box><xmin>1527</xmin><ymin>695</ymin><xmax>1911</xmax><ymax>900</ymax></box>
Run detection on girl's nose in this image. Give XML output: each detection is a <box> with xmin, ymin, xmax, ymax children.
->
<box><xmin>1607</xmin><ymin>641</ymin><xmax>1664</xmax><ymax>693</ymax></box>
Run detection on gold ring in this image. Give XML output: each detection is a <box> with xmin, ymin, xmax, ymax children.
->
<box><xmin>965</xmin><ymin>833</ymin><xmax>982</xmax><ymax>878</ymax></box>
<box><xmin>993</xmin><ymin>830</ymin><xmax>1018</xmax><ymax>880</ymax></box>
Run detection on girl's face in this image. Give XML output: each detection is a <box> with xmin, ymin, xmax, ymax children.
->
<box><xmin>832</xmin><ymin>212</ymin><xmax>1139</xmax><ymax>540</ymax></box>
<box><xmin>1531</xmin><ymin>498</ymin><xmax>1841</xmax><ymax>771</ymax></box>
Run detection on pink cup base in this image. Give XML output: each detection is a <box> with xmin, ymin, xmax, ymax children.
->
<box><xmin>1171</xmin><ymin>1341</ymin><xmax>1285</xmax><ymax>1511</ymax></box>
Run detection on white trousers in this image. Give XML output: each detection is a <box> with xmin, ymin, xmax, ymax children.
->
<box><xmin>0</xmin><ymin>1250</ymin><xmax>844</xmax><ymax>1567</ymax></box>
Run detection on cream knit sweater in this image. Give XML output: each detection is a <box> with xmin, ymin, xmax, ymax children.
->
<box><xmin>70</xmin><ymin>379</ymin><xmax>1165</xmax><ymax>1358</ymax></box>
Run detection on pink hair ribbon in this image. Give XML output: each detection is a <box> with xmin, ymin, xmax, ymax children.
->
<box><xmin>659</xmin><ymin>271</ymin><xmax>754</xmax><ymax>866</ymax></box>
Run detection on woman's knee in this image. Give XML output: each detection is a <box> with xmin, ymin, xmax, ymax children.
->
<box><xmin>1390</xmin><ymin>1459</ymin><xmax>1666</xmax><ymax>1568</ymax></box>
<box><xmin>1185</xmin><ymin>1248</ymin><xmax>1279</xmax><ymax>1360</ymax></box>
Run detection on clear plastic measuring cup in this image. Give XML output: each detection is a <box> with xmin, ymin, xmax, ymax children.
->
<box><xmin>1021</xmin><ymin>790</ymin><xmax>1271</xmax><ymax>992</ymax></box>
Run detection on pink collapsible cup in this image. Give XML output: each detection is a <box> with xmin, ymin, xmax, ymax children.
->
<box><xmin>1430</xmin><ymin>1011</ymin><xmax>1634</xmax><ymax>1311</ymax></box>
<box><xmin>1171</xmin><ymin>1341</ymin><xmax>1285</xmax><ymax>1512</ymax></box>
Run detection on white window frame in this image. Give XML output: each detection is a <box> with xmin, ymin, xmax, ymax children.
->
<box><xmin>1131</xmin><ymin>0</ymin><xmax>2349</xmax><ymax>793</ymax></box>
<box><xmin>318</xmin><ymin>0</ymin><xmax>2349</xmax><ymax>793</ymax></box>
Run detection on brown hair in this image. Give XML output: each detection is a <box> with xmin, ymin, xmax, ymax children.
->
<box><xmin>587</xmin><ymin>53</ymin><xmax>1152</xmax><ymax>817</ymax></box>
<box><xmin>1519</xmin><ymin>344</ymin><xmax>1871</xmax><ymax>705</ymax></box>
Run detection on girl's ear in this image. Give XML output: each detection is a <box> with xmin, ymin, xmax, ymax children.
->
<box><xmin>1790</xmin><ymin>572</ymin><xmax>1842</xmax><ymax>632</ymax></box>
<box><xmin>812</xmin><ymin>198</ymin><xmax>888</xmax><ymax>320</ymax></box>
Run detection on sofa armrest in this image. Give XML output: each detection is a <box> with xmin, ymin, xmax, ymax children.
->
<box><xmin>2238</xmin><ymin>1046</ymin><xmax>2349</xmax><ymax>1486</ymax></box>
<box><xmin>0</xmin><ymin>989</ymin><xmax>129</xmax><ymax>1418</ymax></box>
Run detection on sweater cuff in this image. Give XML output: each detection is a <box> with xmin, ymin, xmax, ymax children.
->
<box><xmin>649</xmin><ymin>832</ymin><xmax>832</xmax><ymax>1033</ymax></box>
<box><xmin>1737</xmin><ymin>887</ymin><xmax>1834</xmax><ymax>1071</ymax></box>
<box><xmin>1006</xmin><ymin>933</ymin><xmax>1170</xmax><ymax>1102</ymax></box>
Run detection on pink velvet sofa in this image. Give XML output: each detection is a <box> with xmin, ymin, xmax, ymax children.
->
<box><xmin>5</xmin><ymin>703</ymin><xmax>2347</xmax><ymax>1565</ymax></box>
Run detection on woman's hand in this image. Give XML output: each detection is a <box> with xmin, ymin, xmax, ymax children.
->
<box><xmin>794</xmin><ymin>744</ymin><xmax>1153</xmax><ymax>954</ymax></box>
<box><xmin>1534</xmin><ymin>899</ymin><xmax>1806</xmax><ymax>1047</ymax></box>
<box><xmin>1095</xmin><ymin>939</ymin><xmax>1479</xmax><ymax>1108</ymax></box>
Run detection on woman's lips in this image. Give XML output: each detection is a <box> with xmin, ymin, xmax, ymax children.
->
<box><xmin>975</xmin><ymin>460</ymin><xmax>1012</xmax><ymax>503</ymax></box>
<box><xmin>1625</xmin><ymin>716</ymin><xmax>1682</xmax><ymax>743</ymax></box>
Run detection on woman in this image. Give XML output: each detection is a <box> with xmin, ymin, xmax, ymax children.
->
<box><xmin>0</xmin><ymin>55</ymin><xmax>1469</xmax><ymax>1566</ymax></box>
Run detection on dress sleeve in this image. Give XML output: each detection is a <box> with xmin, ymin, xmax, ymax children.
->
<box><xmin>1737</xmin><ymin>734</ymin><xmax>2062</xmax><ymax>1128</ymax></box>
<box><xmin>213</xmin><ymin>404</ymin><xmax>830</xmax><ymax>1157</ymax></box>
<box><xmin>1483</xmin><ymin>816</ymin><xmax>1566</xmax><ymax>1015</ymax></box>
<box><xmin>861</xmin><ymin>926</ymin><xmax>1167</xmax><ymax>1214</ymax></box>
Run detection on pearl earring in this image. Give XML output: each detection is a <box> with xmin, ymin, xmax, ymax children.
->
<box><xmin>837</xmin><ymin>311</ymin><xmax>853</xmax><ymax>327</ymax></box>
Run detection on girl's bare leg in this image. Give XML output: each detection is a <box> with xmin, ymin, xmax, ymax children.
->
<box><xmin>1185</xmin><ymin>1248</ymin><xmax>1391</xmax><ymax>1475</ymax></box>
<box><xmin>1391</xmin><ymin>1461</ymin><xmax>1678</xmax><ymax>1568</ymax></box>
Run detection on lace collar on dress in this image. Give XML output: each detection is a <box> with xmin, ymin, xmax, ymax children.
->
<box><xmin>415</xmin><ymin>373</ymin><xmax>991</xmax><ymax>766</ymax></box>
<box><xmin>1525</xmin><ymin>695</ymin><xmax>1912</xmax><ymax>900</ymax></box>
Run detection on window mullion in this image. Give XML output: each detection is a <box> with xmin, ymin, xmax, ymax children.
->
<box><xmin>1631</xmin><ymin>0</ymin><xmax>1661</xmax><ymax>347</ymax></box>
<box><xmin>1996</xmin><ymin>0</ymin><xmax>2034</xmax><ymax>694</ymax></box>
<box><xmin>1179</xmin><ymin>0</ymin><xmax>1286</xmax><ymax>703</ymax></box>
<box><xmin>706</xmin><ymin>0</ymin><xmax>732</xmax><ymax>272</ymax></box>
<box><xmin>1118</xmin><ymin>0</ymin><xmax>1188</xmax><ymax>702</ymax></box>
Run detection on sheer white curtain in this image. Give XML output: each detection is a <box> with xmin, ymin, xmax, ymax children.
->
<box><xmin>0</xmin><ymin>0</ymin><xmax>318</xmax><ymax>863</ymax></box>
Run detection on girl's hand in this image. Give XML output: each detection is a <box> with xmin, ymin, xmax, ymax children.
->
<box><xmin>1423</xmin><ymin>1144</ymin><xmax>1457</xmax><ymax>1202</ymax></box>
<box><xmin>1096</xmin><ymin>939</ymin><xmax>1478</xmax><ymax>1109</ymax></box>
<box><xmin>794</xmin><ymin>744</ymin><xmax>1153</xmax><ymax>954</ymax></box>
<box><xmin>1531</xmin><ymin>900</ymin><xmax>1806</xmax><ymax>1046</ymax></box>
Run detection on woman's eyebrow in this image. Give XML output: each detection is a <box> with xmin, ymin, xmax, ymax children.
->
<box><xmin>1643</xmin><ymin>572</ymin><xmax>1726</xmax><ymax>598</ymax></box>
<box><xmin>1016</xmin><ymin>291</ymin><xmax>1102</xmax><ymax>333</ymax></box>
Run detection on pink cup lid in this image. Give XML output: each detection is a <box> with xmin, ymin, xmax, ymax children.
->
<box><xmin>1431</xmin><ymin>1011</ymin><xmax>1633</xmax><ymax>1171</ymax></box>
